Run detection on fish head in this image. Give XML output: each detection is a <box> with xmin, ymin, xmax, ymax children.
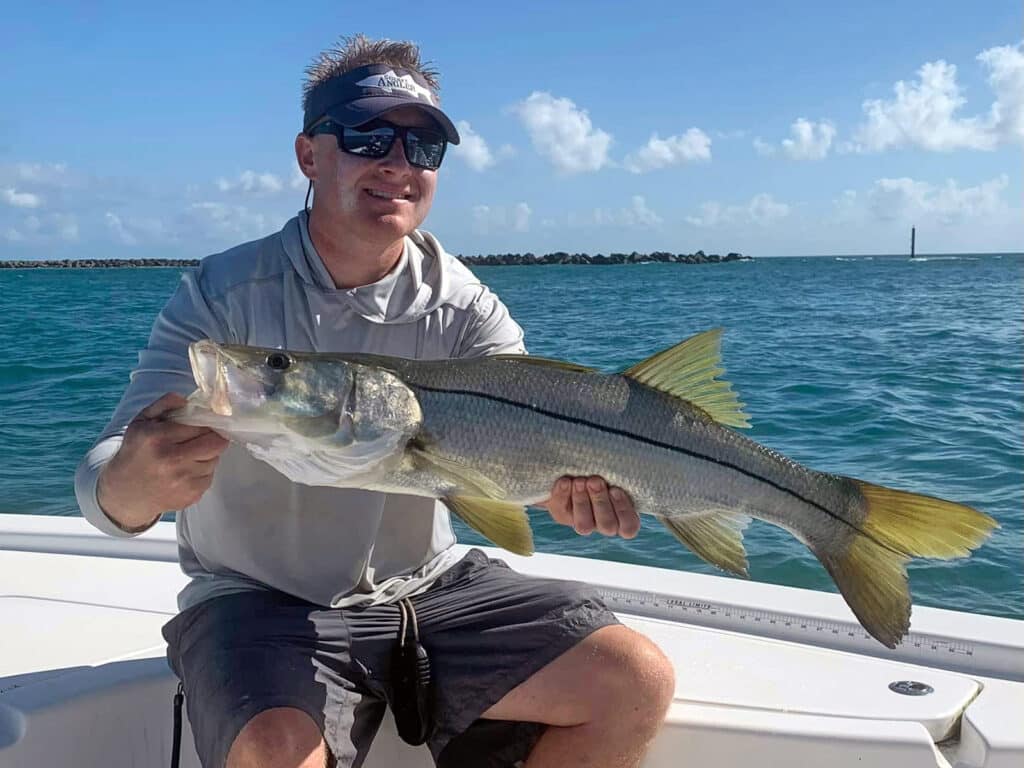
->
<box><xmin>174</xmin><ymin>339</ymin><xmax>421</xmax><ymax>460</ymax></box>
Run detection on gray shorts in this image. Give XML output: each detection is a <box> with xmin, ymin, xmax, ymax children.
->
<box><xmin>162</xmin><ymin>549</ymin><xmax>619</xmax><ymax>768</ymax></box>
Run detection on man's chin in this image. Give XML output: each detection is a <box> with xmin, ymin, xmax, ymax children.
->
<box><xmin>362</xmin><ymin>211</ymin><xmax>423</xmax><ymax>239</ymax></box>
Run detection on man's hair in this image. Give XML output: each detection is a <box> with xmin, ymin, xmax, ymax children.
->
<box><xmin>302</xmin><ymin>34</ymin><xmax>442</xmax><ymax>114</ymax></box>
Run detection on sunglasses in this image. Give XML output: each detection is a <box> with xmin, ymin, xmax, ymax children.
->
<box><xmin>308</xmin><ymin>119</ymin><xmax>448</xmax><ymax>170</ymax></box>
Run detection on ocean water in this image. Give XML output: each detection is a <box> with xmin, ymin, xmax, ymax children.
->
<box><xmin>1</xmin><ymin>253</ymin><xmax>1021</xmax><ymax>621</ymax></box>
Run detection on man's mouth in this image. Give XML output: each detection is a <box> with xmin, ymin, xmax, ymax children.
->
<box><xmin>365</xmin><ymin>188</ymin><xmax>412</xmax><ymax>201</ymax></box>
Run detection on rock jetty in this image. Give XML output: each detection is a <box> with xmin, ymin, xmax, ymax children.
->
<box><xmin>0</xmin><ymin>258</ymin><xmax>201</xmax><ymax>269</ymax></box>
<box><xmin>456</xmin><ymin>250</ymin><xmax>749</xmax><ymax>266</ymax></box>
<box><xmin>0</xmin><ymin>251</ymin><xmax>750</xmax><ymax>269</ymax></box>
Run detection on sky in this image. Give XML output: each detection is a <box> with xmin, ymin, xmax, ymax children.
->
<box><xmin>0</xmin><ymin>0</ymin><xmax>1021</xmax><ymax>260</ymax></box>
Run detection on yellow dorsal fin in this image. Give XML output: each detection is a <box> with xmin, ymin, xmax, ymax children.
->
<box><xmin>623</xmin><ymin>328</ymin><xmax>751</xmax><ymax>428</ymax></box>
<box><xmin>444</xmin><ymin>496</ymin><xmax>535</xmax><ymax>556</ymax></box>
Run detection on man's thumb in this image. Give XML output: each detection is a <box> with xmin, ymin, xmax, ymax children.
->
<box><xmin>139</xmin><ymin>392</ymin><xmax>189</xmax><ymax>420</ymax></box>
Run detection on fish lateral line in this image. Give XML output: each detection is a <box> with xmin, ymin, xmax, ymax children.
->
<box><xmin>408</xmin><ymin>382</ymin><xmax>898</xmax><ymax>554</ymax></box>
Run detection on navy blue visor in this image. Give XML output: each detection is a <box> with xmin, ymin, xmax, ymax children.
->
<box><xmin>303</xmin><ymin>64</ymin><xmax>460</xmax><ymax>144</ymax></box>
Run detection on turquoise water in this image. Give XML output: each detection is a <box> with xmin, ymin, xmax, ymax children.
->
<box><xmin>1</xmin><ymin>254</ymin><xmax>1021</xmax><ymax>620</ymax></box>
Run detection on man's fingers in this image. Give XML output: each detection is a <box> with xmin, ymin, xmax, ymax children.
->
<box><xmin>541</xmin><ymin>477</ymin><xmax>574</xmax><ymax>526</ymax></box>
<box><xmin>147</xmin><ymin>419</ymin><xmax>218</xmax><ymax>444</ymax></box>
<box><xmin>180</xmin><ymin>430</ymin><xmax>230</xmax><ymax>461</ymax></box>
<box><xmin>586</xmin><ymin>476</ymin><xmax>619</xmax><ymax>536</ymax></box>
<box><xmin>611</xmin><ymin>487</ymin><xmax>640</xmax><ymax>539</ymax></box>
<box><xmin>571</xmin><ymin>478</ymin><xmax>596</xmax><ymax>535</ymax></box>
<box><xmin>139</xmin><ymin>392</ymin><xmax>189</xmax><ymax>420</ymax></box>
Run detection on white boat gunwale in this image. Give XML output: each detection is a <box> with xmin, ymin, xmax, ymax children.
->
<box><xmin>1</xmin><ymin>513</ymin><xmax>1022</xmax><ymax>768</ymax></box>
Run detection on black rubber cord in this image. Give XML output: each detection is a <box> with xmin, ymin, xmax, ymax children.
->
<box><xmin>171</xmin><ymin>680</ymin><xmax>184</xmax><ymax>768</ymax></box>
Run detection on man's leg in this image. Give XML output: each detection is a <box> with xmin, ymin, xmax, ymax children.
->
<box><xmin>227</xmin><ymin>707</ymin><xmax>332</xmax><ymax>768</ymax></box>
<box><xmin>401</xmin><ymin>549</ymin><xmax>674</xmax><ymax>767</ymax></box>
<box><xmin>481</xmin><ymin>624</ymin><xmax>675</xmax><ymax>768</ymax></box>
<box><xmin>162</xmin><ymin>590</ymin><xmax>385</xmax><ymax>768</ymax></box>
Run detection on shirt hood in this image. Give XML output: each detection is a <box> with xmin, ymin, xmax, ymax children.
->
<box><xmin>281</xmin><ymin>211</ymin><xmax>455</xmax><ymax>325</ymax></box>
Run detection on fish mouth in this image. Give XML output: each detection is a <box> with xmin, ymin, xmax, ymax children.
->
<box><xmin>188</xmin><ymin>340</ymin><xmax>270</xmax><ymax>417</ymax></box>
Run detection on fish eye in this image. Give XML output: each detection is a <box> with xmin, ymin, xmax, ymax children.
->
<box><xmin>266</xmin><ymin>352</ymin><xmax>291</xmax><ymax>371</ymax></box>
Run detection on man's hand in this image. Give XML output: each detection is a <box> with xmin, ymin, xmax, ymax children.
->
<box><xmin>97</xmin><ymin>393</ymin><xmax>230</xmax><ymax>531</ymax></box>
<box><xmin>539</xmin><ymin>476</ymin><xmax>640</xmax><ymax>538</ymax></box>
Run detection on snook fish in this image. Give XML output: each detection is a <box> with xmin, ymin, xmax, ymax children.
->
<box><xmin>170</xmin><ymin>329</ymin><xmax>997</xmax><ymax>648</ymax></box>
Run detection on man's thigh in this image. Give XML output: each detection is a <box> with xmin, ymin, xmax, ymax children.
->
<box><xmin>163</xmin><ymin>590</ymin><xmax>386</xmax><ymax>768</ymax></box>
<box><xmin>401</xmin><ymin>549</ymin><xmax>620</xmax><ymax>766</ymax></box>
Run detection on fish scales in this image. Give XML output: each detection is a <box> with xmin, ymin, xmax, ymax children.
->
<box><xmin>390</xmin><ymin>356</ymin><xmax>859</xmax><ymax>548</ymax></box>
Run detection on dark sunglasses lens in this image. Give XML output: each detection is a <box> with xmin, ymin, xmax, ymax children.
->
<box><xmin>405</xmin><ymin>129</ymin><xmax>446</xmax><ymax>169</ymax></box>
<box><xmin>342</xmin><ymin>126</ymin><xmax>395</xmax><ymax>157</ymax></box>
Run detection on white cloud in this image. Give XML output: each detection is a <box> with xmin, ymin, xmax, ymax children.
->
<box><xmin>53</xmin><ymin>213</ymin><xmax>78</xmax><ymax>241</ymax></box>
<box><xmin>216</xmin><ymin>170</ymin><xmax>284</xmax><ymax>195</ymax></box>
<box><xmin>452</xmin><ymin>120</ymin><xmax>496</xmax><ymax>171</ymax></box>
<box><xmin>857</xmin><ymin>60</ymin><xmax>992</xmax><ymax>150</ymax></box>
<box><xmin>105</xmin><ymin>212</ymin><xmax>165</xmax><ymax>246</ymax></box>
<box><xmin>105</xmin><ymin>212</ymin><xmax>137</xmax><ymax>245</ymax></box>
<box><xmin>568</xmin><ymin>195</ymin><xmax>663</xmax><ymax>229</ymax></box>
<box><xmin>753</xmin><ymin>137</ymin><xmax>776</xmax><ymax>157</ymax></box>
<box><xmin>623</xmin><ymin>129</ymin><xmax>712</xmax><ymax>173</ymax></box>
<box><xmin>511</xmin><ymin>202</ymin><xmax>531</xmax><ymax>232</ymax></box>
<box><xmin>2</xmin><ymin>188</ymin><xmax>42</xmax><ymax>208</ymax></box>
<box><xmin>12</xmin><ymin>162</ymin><xmax>72</xmax><ymax>188</ymax></box>
<box><xmin>686</xmin><ymin>193</ymin><xmax>790</xmax><ymax>228</ymax></box>
<box><xmin>979</xmin><ymin>42</ymin><xmax>1024</xmax><ymax>144</ymax></box>
<box><xmin>8</xmin><ymin>212</ymin><xmax>79</xmax><ymax>242</ymax></box>
<box><xmin>511</xmin><ymin>92</ymin><xmax>612</xmax><ymax>174</ymax></box>
<box><xmin>291</xmin><ymin>167</ymin><xmax>309</xmax><ymax>191</ymax></box>
<box><xmin>866</xmin><ymin>175</ymin><xmax>1009</xmax><ymax>225</ymax></box>
<box><xmin>472</xmin><ymin>202</ymin><xmax>532</xmax><ymax>234</ymax></box>
<box><xmin>756</xmin><ymin>120</ymin><xmax>836</xmax><ymax>159</ymax></box>
<box><xmin>178</xmin><ymin>202</ymin><xmax>276</xmax><ymax>242</ymax></box>
<box><xmin>627</xmin><ymin>195</ymin><xmax>662</xmax><ymax>226</ymax></box>
<box><xmin>781</xmin><ymin>119</ymin><xmax>836</xmax><ymax>160</ymax></box>
<box><xmin>846</xmin><ymin>45</ymin><xmax>1024</xmax><ymax>152</ymax></box>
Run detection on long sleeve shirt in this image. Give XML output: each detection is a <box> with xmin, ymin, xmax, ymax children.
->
<box><xmin>75</xmin><ymin>212</ymin><xmax>525</xmax><ymax>611</ymax></box>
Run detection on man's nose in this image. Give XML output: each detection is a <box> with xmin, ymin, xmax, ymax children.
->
<box><xmin>378</xmin><ymin>137</ymin><xmax>412</xmax><ymax>172</ymax></box>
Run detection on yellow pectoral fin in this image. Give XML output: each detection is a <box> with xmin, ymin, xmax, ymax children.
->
<box><xmin>444</xmin><ymin>496</ymin><xmax>535</xmax><ymax>556</ymax></box>
<box><xmin>622</xmin><ymin>328</ymin><xmax>751</xmax><ymax>429</ymax></box>
<box><xmin>409</xmin><ymin>446</ymin><xmax>507</xmax><ymax>500</ymax></box>
<box><xmin>660</xmin><ymin>511</ymin><xmax>751</xmax><ymax>577</ymax></box>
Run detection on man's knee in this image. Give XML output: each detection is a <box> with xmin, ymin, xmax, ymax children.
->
<box><xmin>227</xmin><ymin>706</ymin><xmax>330</xmax><ymax>768</ymax></box>
<box><xmin>592</xmin><ymin>626</ymin><xmax>676</xmax><ymax>718</ymax></box>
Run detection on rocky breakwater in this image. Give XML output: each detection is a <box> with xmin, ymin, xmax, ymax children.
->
<box><xmin>1</xmin><ymin>251</ymin><xmax>751</xmax><ymax>269</ymax></box>
<box><xmin>0</xmin><ymin>258</ymin><xmax>201</xmax><ymax>269</ymax></box>
<box><xmin>456</xmin><ymin>250</ymin><xmax>750</xmax><ymax>266</ymax></box>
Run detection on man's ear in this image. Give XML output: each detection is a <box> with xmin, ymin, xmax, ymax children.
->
<box><xmin>295</xmin><ymin>133</ymin><xmax>316</xmax><ymax>181</ymax></box>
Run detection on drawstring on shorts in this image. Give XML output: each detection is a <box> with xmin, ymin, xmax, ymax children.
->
<box><xmin>390</xmin><ymin>597</ymin><xmax>435</xmax><ymax>745</ymax></box>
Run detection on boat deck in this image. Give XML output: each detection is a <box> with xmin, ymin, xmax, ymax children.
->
<box><xmin>1</xmin><ymin>514</ymin><xmax>1022</xmax><ymax>767</ymax></box>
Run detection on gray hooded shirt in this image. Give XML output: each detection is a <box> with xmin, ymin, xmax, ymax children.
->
<box><xmin>75</xmin><ymin>212</ymin><xmax>526</xmax><ymax>611</ymax></box>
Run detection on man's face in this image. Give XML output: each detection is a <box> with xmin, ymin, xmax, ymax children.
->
<box><xmin>305</xmin><ymin>106</ymin><xmax>439</xmax><ymax>245</ymax></box>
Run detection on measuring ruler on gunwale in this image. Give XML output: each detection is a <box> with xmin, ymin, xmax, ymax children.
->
<box><xmin>594</xmin><ymin>586</ymin><xmax>1011</xmax><ymax>678</ymax></box>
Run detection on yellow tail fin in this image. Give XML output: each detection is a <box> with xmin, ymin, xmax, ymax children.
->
<box><xmin>855</xmin><ymin>480</ymin><xmax>998</xmax><ymax>558</ymax></box>
<box><xmin>817</xmin><ymin>479</ymin><xmax>997</xmax><ymax>648</ymax></box>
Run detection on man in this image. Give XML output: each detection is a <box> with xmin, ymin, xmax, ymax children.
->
<box><xmin>76</xmin><ymin>35</ymin><xmax>675</xmax><ymax>768</ymax></box>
